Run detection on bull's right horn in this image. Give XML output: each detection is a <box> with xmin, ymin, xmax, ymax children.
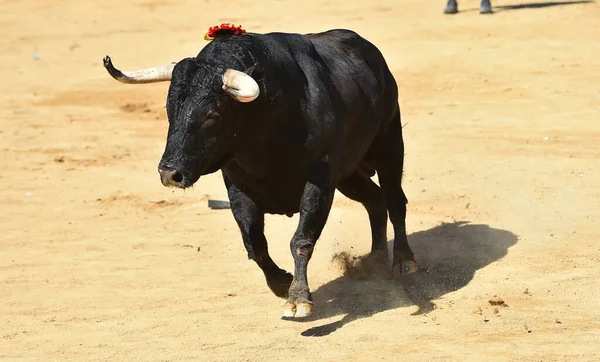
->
<box><xmin>103</xmin><ymin>56</ymin><xmax>176</xmax><ymax>84</ymax></box>
<box><xmin>222</xmin><ymin>69</ymin><xmax>260</xmax><ymax>102</ymax></box>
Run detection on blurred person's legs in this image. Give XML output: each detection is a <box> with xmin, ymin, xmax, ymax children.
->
<box><xmin>444</xmin><ymin>0</ymin><xmax>494</xmax><ymax>14</ymax></box>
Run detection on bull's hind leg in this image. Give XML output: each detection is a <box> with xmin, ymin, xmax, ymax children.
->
<box><xmin>224</xmin><ymin>173</ymin><xmax>293</xmax><ymax>298</ymax></box>
<box><xmin>376</xmin><ymin>109</ymin><xmax>418</xmax><ymax>278</ymax></box>
<box><xmin>337</xmin><ymin>170</ymin><xmax>388</xmax><ymax>254</ymax></box>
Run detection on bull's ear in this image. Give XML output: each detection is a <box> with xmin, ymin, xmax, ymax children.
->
<box><xmin>245</xmin><ymin>63</ymin><xmax>260</xmax><ymax>77</ymax></box>
<box><xmin>222</xmin><ymin>69</ymin><xmax>260</xmax><ymax>103</ymax></box>
<box><xmin>245</xmin><ymin>63</ymin><xmax>257</xmax><ymax>74</ymax></box>
<box><xmin>244</xmin><ymin>63</ymin><xmax>265</xmax><ymax>86</ymax></box>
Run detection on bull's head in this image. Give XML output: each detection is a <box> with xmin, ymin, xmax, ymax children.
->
<box><xmin>103</xmin><ymin>56</ymin><xmax>259</xmax><ymax>189</ymax></box>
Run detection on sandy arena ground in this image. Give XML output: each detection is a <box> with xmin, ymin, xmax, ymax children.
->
<box><xmin>1</xmin><ymin>0</ymin><xmax>599</xmax><ymax>360</ymax></box>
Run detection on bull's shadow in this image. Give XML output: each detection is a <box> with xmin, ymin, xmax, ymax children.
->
<box><xmin>295</xmin><ymin>221</ymin><xmax>518</xmax><ymax>337</ymax></box>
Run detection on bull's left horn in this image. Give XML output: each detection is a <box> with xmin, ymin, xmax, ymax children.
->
<box><xmin>222</xmin><ymin>69</ymin><xmax>259</xmax><ymax>102</ymax></box>
<box><xmin>103</xmin><ymin>56</ymin><xmax>176</xmax><ymax>84</ymax></box>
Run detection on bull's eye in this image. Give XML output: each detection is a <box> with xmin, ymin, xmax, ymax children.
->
<box><xmin>202</xmin><ymin>111</ymin><xmax>220</xmax><ymax>130</ymax></box>
<box><xmin>202</xmin><ymin>112</ymin><xmax>221</xmax><ymax>129</ymax></box>
<box><xmin>200</xmin><ymin>111</ymin><xmax>221</xmax><ymax>136</ymax></box>
<box><xmin>190</xmin><ymin>111</ymin><xmax>220</xmax><ymax>133</ymax></box>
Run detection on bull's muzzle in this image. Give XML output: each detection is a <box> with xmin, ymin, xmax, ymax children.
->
<box><xmin>158</xmin><ymin>166</ymin><xmax>184</xmax><ymax>188</ymax></box>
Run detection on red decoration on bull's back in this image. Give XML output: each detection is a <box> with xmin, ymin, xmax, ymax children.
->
<box><xmin>204</xmin><ymin>23</ymin><xmax>246</xmax><ymax>41</ymax></box>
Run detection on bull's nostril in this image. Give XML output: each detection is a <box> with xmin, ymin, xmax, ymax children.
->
<box><xmin>171</xmin><ymin>171</ymin><xmax>183</xmax><ymax>183</ymax></box>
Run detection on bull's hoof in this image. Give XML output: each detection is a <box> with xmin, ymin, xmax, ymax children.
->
<box><xmin>282</xmin><ymin>298</ymin><xmax>313</xmax><ymax>318</ymax></box>
<box><xmin>393</xmin><ymin>260</ymin><xmax>418</xmax><ymax>278</ymax></box>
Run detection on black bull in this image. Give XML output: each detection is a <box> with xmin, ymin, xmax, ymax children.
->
<box><xmin>103</xmin><ymin>29</ymin><xmax>417</xmax><ymax>318</ymax></box>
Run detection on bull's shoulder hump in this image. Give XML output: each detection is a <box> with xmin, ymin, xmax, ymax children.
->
<box><xmin>305</xmin><ymin>29</ymin><xmax>369</xmax><ymax>48</ymax></box>
<box><xmin>258</xmin><ymin>32</ymin><xmax>315</xmax><ymax>50</ymax></box>
<box><xmin>306</xmin><ymin>29</ymin><xmax>383</xmax><ymax>61</ymax></box>
<box><xmin>305</xmin><ymin>29</ymin><xmax>361</xmax><ymax>40</ymax></box>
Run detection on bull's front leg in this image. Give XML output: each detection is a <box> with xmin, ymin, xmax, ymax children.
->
<box><xmin>224</xmin><ymin>173</ymin><xmax>293</xmax><ymax>298</ymax></box>
<box><xmin>284</xmin><ymin>161</ymin><xmax>336</xmax><ymax>318</ymax></box>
